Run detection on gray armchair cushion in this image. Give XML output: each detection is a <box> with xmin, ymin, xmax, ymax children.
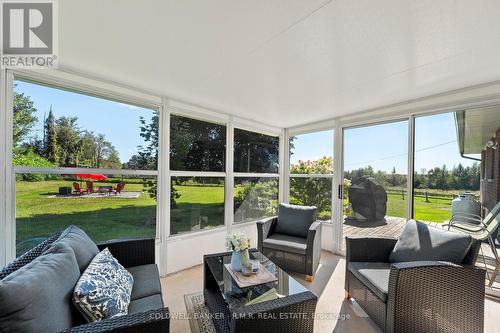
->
<box><xmin>262</xmin><ymin>233</ymin><xmax>307</xmax><ymax>254</ymax></box>
<box><xmin>389</xmin><ymin>220</ymin><xmax>473</xmax><ymax>263</ymax></box>
<box><xmin>45</xmin><ymin>225</ymin><xmax>99</xmax><ymax>273</ymax></box>
<box><xmin>348</xmin><ymin>262</ymin><xmax>391</xmax><ymax>302</ymax></box>
<box><xmin>0</xmin><ymin>243</ymin><xmax>82</xmax><ymax>332</ymax></box>
<box><xmin>128</xmin><ymin>294</ymin><xmax>164</xmax><ymax>314</ymax></box>
<box><xmin>274</xmin><ymin>203</ymin><xmax>316</xmax><ymax>238</ymax></box>
<box><xmin>127</xmin><ymin>264</ymin><xmax>162</xmax><ymax>300</ymax></box>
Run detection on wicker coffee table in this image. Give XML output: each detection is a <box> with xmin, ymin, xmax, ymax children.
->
<box><xmin>203</xmin><ymin>249</ymin><xmax>317</xmax><ymax>333</ymax></box>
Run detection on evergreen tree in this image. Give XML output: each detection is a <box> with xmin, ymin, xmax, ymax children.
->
<box><xmin>43</xmin><ymin>107</ymin><xmax>59</xmax><ymax>163</ymax></box>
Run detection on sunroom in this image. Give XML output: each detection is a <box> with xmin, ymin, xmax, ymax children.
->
<box><xmin>0</xmin><ymin>1</ymin><xmax>500</xmax><ymax>333</ymax></box>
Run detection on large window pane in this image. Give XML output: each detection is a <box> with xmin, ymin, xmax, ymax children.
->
<box><xmin>170</xmin><ymin>115</ymin><xmax>226</xmax><ymax>172</ymax></box>
<box><xmin>343</xmin><ymin>121</ymin><xmax>408</xmax><ymax>248</ymax></box>
<box><xmin>171</xmin><ymin>177</ymin><xmax>225</xmax><ymax>235</ymax></box>
<box><xmin>12</xmin><ymin>80</ymin><xmax>159</xmax><ymax>256</ymax></box>
<box><xmin>290</xmin><ymin>177</ymin><xmax>332</xmax><ymax>221</ymax></box>
<box><xmin>289</xmin><ymin>130</ymin><xmax>333</xmax><ymax>174</ymax></box>
<box><xmin>13</xmin><ymin>80</ymin><xmax>158</xmax><ymax>170</ymax></box>
<box><xmin>413</xmin><ymin>108</ymin><xmax>499</xmax><ymax>223</ymax></box>
<box><xmin>234</xmin><ymin>177</ymin><xmax>278</xmax><ymax>223</ymax></box>
<box><xmin>234</xmin><ymin>129</ymin><xmax>279</xmax><ymax>173</ymax></box>
<box><xmin>16</xmin><ymin>174</ymin><xmax>157</xmax><ymax>256</ymax></box>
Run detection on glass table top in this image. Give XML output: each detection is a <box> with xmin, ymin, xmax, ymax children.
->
<box><xmin>205</xmin><ymin>251</ymin><xmax>309</xmax><ymax>310</ymax></box>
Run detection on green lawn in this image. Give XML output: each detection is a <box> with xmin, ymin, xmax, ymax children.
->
<box><xmin>16</xmin><ymin>179</ymin><xmax>157</xmax><ymax>255</ymax></box>
<box><xmin>16</xmin><ymin>179</ymin><xmax>460</xmax><ymax>255</ymax></box>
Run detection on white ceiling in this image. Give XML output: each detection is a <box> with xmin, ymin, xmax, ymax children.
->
<box><xmin>59</xmin><ymin>0</ymin><xmax>500</xmax><ymax>128</ymax></box>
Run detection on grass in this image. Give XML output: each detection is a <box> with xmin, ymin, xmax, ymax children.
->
<box><xmin>16</xmin><ymin>179</ymin><xmax>157</xmax><ymax>255</ymax></box>
<box><xmin>16</xmin><ymin>179</ymin><xmax>459</xmax><ymax>255</ymax></box>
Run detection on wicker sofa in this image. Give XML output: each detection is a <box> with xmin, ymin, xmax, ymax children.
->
<box><xmin>0</xmin><ymin>226</ymin><xmax>169</xmax><ymax>333</ymax></box>
<box><xmin>345</xmin><ymin>230</ymin><xmax>485</xmax><ymax>333</ymax></box>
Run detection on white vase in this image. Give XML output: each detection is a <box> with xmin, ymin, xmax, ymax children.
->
<box><xmin>230</xmin><ymin>249</ymin><xmax>250</xmax><ymax>272</ymax></box>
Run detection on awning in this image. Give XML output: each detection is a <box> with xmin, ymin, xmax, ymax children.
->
<box><xmin>454</xmin><ymin>106</ymin><xmax>500</xmax><ymax>155</ymax></box>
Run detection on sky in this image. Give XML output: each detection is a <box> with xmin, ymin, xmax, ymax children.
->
<box><xmin>291</xmin><ymin>113</ymin><xmax>478</xmax><ymax>174</ymax></box>
<box><xmin>15</xmin><ymin>80</ymin><xmax>155</xmax><ymax>163</ymax></box>
<box><xmin>16</xmin><ymin>80</ymin><xmax>479</xmax><ymax>173</ymax></box>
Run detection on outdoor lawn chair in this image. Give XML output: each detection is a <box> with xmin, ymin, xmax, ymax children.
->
<box><xmin>72</xmin><ymin>182</ymin><xmax>87</xmax><ymax>195</ymax></box>
<box><xmin>111</xmin><ymin>181</ymin><xmax>126</xmax><ymax>195</ymax></box>
<box><xmin>85</xmin><ymin>181</ymin><xmax>96</xmax><ymax>193</ymax></box>
<box><xmin>448</xmin><ymin>202</ymin><xmax>500</xmax><ymax>287</ymax></box>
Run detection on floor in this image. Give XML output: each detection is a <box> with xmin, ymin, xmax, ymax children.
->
<box><xmin>161</xmin><ymin>250</ymin><xmax>500</xmax><ymax>333</ymax></box>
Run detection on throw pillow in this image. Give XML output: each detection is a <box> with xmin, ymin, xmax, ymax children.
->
<box><xmin>73</xmin><ymin>248</ymin><xmax>134</xmax><ymax>322</ymax></box>
<box><xmin>389</xmin><ymin>220</ymin><xmax>473</xmax><ymax>263</ymax></box>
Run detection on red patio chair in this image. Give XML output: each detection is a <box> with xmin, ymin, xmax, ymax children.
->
<box><xmin>86</xmin><ymin>181</ymin><xmax>96</xmax><ymax>193</ymax></box>
<box><xmin>73</xmin><ymin>182</ymin><xmax>87</xmax><ymax>195</ymax></box>
<box><xmin>112</xmin><ymin>182</ymin><xmax>126</xmax><ymax>195</ymax></box>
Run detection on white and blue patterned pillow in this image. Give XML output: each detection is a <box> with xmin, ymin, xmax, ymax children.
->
<box><xmin>73</xmin><ymin>248</ymin><xmax>134</xmax><ymax>322</ymax></box>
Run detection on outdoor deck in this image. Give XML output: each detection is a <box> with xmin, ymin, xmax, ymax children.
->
<box><xmin>343</xmin><ymin>216</ymin><xmax>500</xmax><ymax>296</ymax></box>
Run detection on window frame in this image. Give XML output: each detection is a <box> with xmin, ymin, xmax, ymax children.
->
<box><xmin>288</xmin><ymin>129</ymin><xmax>335</xmax><ymax>223</ymax></box>
<box><xmin>3</xmin><ymin>69</ymin><xmax>164</xmax><ymax>263</ymax></box>
<box><xmin>232</xmin><ymin>124</ymin><xmax>281</xmax><ymax>225</ymax></box>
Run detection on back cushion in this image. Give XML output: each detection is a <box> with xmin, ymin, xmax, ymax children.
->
<box><xmin>274</xmin><ymin>203</ymin><xmax>317</xmax><ymax>238</ymax></box>
<box><xmin>45</xmin><ymin>225</ymin><xmax>99</xmax><ymax>273</ymax></box>
<box><xmin>389</xmin><ymin>220</ymin><xmax>473</xmax><ymax>263</ymax></box>
<box><xmin>0</xmin><ymin>243</ymin><xmax>82</xmax><ymax>332</ymax></box>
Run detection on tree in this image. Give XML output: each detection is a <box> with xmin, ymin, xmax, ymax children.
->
<box><xmin>290</xmin><ymin>157</ymin><xmax>333</xmax><ymax>218</ymax></box>
<box><xmin>43</xmin><ymin>108</ymin><xmax>59</xmax><ymax>163</ymax></box>
<box><xmin>55</xmin><ymin>116</ymin><xmax>81</xmax><ymax>166</ymax></box>
<box><xmin>13</xmin><ymin>89</ymin><xmax>38</xmax><ymax>147</ymax></box>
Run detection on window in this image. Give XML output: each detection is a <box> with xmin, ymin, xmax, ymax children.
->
<box><xmin>233</xmin><ymin>129</ymin><xmax>279</xmax><ymax>223</ymax></box>
<box><xmin>13</xmin><ymin>80</ymin><xmax>159</xmax><ymax>256</ymax></box>
<box><xmin>169</xmin><ymin>114</ymin><xmax>226</xmax><ymax>234</ymax></box>
<box><xmin>234</xmin><ymin>128</ymin><xmax>279</xmax><ymax>173</ymax></box>
<box><xmin>170</xmin><ymin>177</ymin><xmax>225</xmax><ymax>235</ymax></box>
<box><xmin>412</xmin><ymin>108</ymin><xmax>498</xmax><ymax>222</ymax></box>
<box><xmin>170</xmin><ymin>115</ymin><xmax>226</xmax><ymax>172</ymax></box>
<box><xmin>289</xmin><ymin>130</ymin><xmax>334</xmax><ymax>222</ymax></box>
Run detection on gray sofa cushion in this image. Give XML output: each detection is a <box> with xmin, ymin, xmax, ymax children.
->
<box><xmin>128</xmin><ymin>294</ymin><xmax>164</xmax><ymax>314</ymax></box>
<box><xmin>0</xmin><ymin>243</ymin><xmax>82</xmax><ymax>332</ymax></box>
<box><xmin>262</xmin><ymin>233</ymin><xmax>307</xmax><ymax>254</ymax></box>
<box><xmin>389</xmin><ymin>220</ymin><xmax>473</xmax><ymax>263</ymax></box>
<box><xmin>348</xmin><ymin>262</ymin><xmax>391</xmax><ymax>302</ymax></box>
<box><xmin>274</xmin><ymin>203</ymin><xmax>316</xmax><ymax>238</ymax></box>
<box><xmin>127</xmin><ymin>264</ymin><xmax>162</xmax><ymax>300</ymax></box>
<box><xmin>45</xmin><ymin>225</ymin><xmax>99</xmax><ymax>272</ymax></box>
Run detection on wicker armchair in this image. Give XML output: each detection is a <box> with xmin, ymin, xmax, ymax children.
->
<box><xmin>257</xmin><ymin>211</ymin><xmax>321</xmax><ymax>281</ymax></box>
<box><xmin>345</xmin><ymin>236</ymin><xmax>485</xmax><ymax>333</ymax></box>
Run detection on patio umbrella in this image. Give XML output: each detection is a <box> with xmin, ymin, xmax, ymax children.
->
<box><xmin>74</xmin><ymin>173</ymin><xmax>108</xmax><ymax>181</ymax></box>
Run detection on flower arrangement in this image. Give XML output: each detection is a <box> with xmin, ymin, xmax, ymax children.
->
<box><xmin>225</xmin><ymin>232</ymin><xmax>251</xmax><ymax>252</ymax></box>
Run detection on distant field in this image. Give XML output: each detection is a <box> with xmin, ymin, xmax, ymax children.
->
<box><xmin>15</xmin><ymin>179</ymin><xmax>465</xmax><ymax>255</ymax></box>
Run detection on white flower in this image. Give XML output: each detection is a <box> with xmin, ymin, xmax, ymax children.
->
<box><xmin>225</xmin><ymin>232</ymin><xmax>251</xmax><ymax>251</ymax></box>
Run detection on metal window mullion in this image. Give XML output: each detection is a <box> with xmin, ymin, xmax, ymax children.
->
<box><xmin>233</xmin><ymin>173</ymin><xmax>279</xmax><ymax>178</ymax></box>
<box><xmin>281</xmin><ymin>128</ymin><xmax>290</xmax><ymax>204</ymax></box>
<box><xmin>170</xmin><ymin>170</ymin><xmax>226</xmax><ymax>178</ymax></box>
<box><xmin>289</xmin><ymin>174</ymin><xmax>335</xmax><ymax>178</ymax></box>
<box><xmin>332</xmin><ymin>121</ymin><xmax>344</xmax><ymax>254</ymax></box>
<box><xmin>226</xmin><ymin>121</ymin><xmax>234</xmax><ymax>229</ymax></box>
<box><xmin>4</xmin><ymin>71</ymin><xmax>15</xmax><ymax>262</ymax></box>
<box><xmin>12</xmin><ymin>166</ymin><xmax>158</xmax><ymax>176</ymax></box>
<box><xmin>407</xmin><ymin>116</ymin><xmax>415</xmax><ymax>220</ymax></box>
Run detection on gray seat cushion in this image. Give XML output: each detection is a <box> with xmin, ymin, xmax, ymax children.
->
<box><xmin>0</xmin><ymin>243</ymin><xmax>82</xmax><ymax>332</ymax></box>
<box><xmin>127</xmin><ymin>264</ymin><xmax>162</xmax><ymax>300</ymax></box>
<box><xmin>128</xmin><ymin>294</ymin><xmax>164</xmax><ymax>314</ymax></box>
<box><xmin>389</xmin><ymin>220</ymin><xmax>473</xmax><ymax>263</ymax></box>
<box><xmin>274</xmin><ymin>203</ymin><xmax>316</xmax><ymax>238</ymax></box>
<box><xmin>262</xmin><ymin>233</ymin><xmax>307</xmax><ymax>254</ymax></box>
<box><xmin>348</xmin><ymin>262</ymin><xmax>391</xmax><ymax>302</ymax></box>
<box><xmin>45</xmin><ymin>225</ymin><xmax>99</xmax><ymax>273</ymax></box>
